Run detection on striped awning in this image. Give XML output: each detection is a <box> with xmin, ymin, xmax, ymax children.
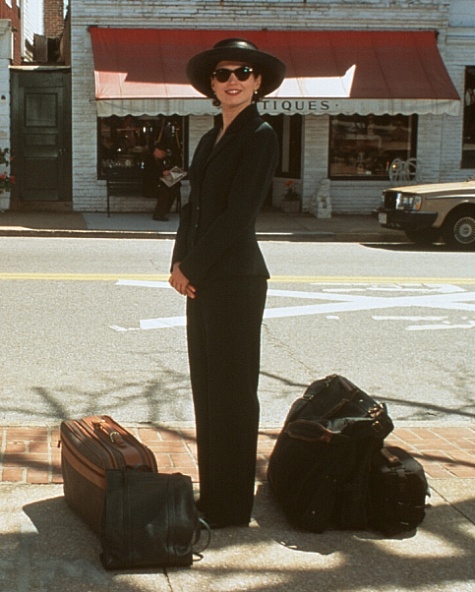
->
<box><xmin>90</xmin><ymin>28</ymin><xmax>460</xmax><ymax>117</ymax></box>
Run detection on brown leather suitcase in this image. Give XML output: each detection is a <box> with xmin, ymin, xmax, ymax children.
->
<box><xmin>60</xmin><ymin>415</ymin><xmax>158</xmax><ymax>533</ymax></box>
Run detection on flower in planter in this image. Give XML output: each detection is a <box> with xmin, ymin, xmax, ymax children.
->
<box><xmin>0</xmin><ymin>148</ymin><xmax>15</xmax><ymax>194</ymax></box>
<box><xmin>283</xmin><ymin>179</ymin><xmax>300</xmax><ymax>201</ymax></box>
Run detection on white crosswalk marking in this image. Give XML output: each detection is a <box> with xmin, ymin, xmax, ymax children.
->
<box><xmin>111</xmin><ymin>281</ymin><xmax>475</xmax><ymax>332</ymax></box>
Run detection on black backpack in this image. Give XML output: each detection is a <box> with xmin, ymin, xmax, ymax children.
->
<box><xmin>267</xmin><ymin>374</ymin><xmax>394</xmax><ymax>533</ymax></box>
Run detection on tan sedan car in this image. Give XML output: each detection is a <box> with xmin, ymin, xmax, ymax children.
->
<box><xmin>377</xmin><ymin>179</ymin><xmax>475</xmax><ymax>249</ymax></box>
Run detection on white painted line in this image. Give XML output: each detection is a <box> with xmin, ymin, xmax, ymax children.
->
<box><xmin>116</xmin><ymin>279</ymin><xmax>171</xmax><ymax>288</ymax></box>
<box><xmin>372</xmin><ymin>316</ymin><xmax>447</xmax><ymax>321</ymax></box>
<box><xmin>112</xmin><ymin>280</ymin><xmax>475</xmax><ymax>332</ymax></box>
<box><xmin>406</xmin><ymin>321</ymin><xmax>475</xmax><ymax>331</ymax></box>
<box><xmin>140</xmin><ymin>316</ymin><xmax>186</xmax><ymax>330</ymax></box>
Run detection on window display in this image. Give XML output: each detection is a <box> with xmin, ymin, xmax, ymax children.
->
<box><xmin>329</xmin><ymin>114</ymin><xmax>417</xmax><ymax>179</ymax></box>
<box><xmin>263</xmin><ymin>114</ymin><xmax>302</xmax><ymax>178</ymax></box>
<box><xmin>97</xmin><ymin>115</ymin><xmax>187</xmax><ymax>178</ymax></box>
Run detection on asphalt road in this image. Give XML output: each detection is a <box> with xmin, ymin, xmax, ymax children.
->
<box><xmin>0</xmin><ymin>237</ymin><xmax>473</xmax><ymax>426</ymax></box>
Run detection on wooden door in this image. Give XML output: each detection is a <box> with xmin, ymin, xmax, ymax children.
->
<box><xmin>10</xmin><ymin>68</ymin><xmax>71</xmax><ymax>206</ymax></box>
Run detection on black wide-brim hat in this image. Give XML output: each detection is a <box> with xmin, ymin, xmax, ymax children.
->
<box><xmin>186</xmin><ymin>38</ymin><xmax>286</xmax><ymax>98</ymax></box>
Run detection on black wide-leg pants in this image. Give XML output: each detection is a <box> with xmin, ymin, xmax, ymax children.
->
<box><xmin>186</xmin><ymin>275</ymin><xmax>267</xmax><ymax>525</ymax></box>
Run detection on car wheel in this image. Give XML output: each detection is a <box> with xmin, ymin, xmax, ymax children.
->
<box><xmin>404</xmin><ymin>228</ymin><xmax>441</xmax><ymax>245</ymax></box>
<box><xmin>443</xmin><ymin>208</ymin><xmax>475</xmax><ymax>249</ymax></box>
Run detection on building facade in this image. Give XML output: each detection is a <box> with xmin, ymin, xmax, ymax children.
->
<box><xmin>56</xmin><ymin>1</ymin><xmax>475</xmax><ymax>213</ymax></box>
<box><xmin>0</xmin><ymin>0</ymin><xmax>21</xmax><ymax>64</ymax></box>
<box><xmin>1</xmin><ymin>0</ymin><xmax>70</xmax><ymax>209</ymax></box>
<box><xmin>1</xmin><ymin>0</ymin><xmax>22</xmax><ymax>180</ymax></box>
<box><xmin>21</xmin><ymin>0</ymin><xmax>44</xmax><ymax>61</ymax></box>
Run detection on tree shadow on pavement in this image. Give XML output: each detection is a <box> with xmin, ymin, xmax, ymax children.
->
<box><xmin>10</xmin><ymin>477</ymin><xmax>474</xmax><ymax>592</ymax></box>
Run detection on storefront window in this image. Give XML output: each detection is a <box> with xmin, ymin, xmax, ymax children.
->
<box><xmin>462</xmin><ymin>67</ymin><xmax>475</xmax><ymax>168</ymax></box>
<box><xmin>262</xmin><ymin>114</ymin><xmax>302</xmax><ymax>178</ymax></box>
<box><xmin>213</xmin><ymin>113</ymin><xmax>302</xmax><ymax>177</ymax></box>
<box><xmin>97</xmin><ymin>115</ymin><xmax>187</xmax><ymax>178</ymax></box>
<box><xmin>329</xmin><ymin>114</ymin><xmax>417</xmax><ymax>179</ymax></box>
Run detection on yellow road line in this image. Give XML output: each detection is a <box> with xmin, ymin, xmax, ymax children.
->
<box><xmin>0</xmin><ymin>273</ymin><xmax>169</xmax><ymax>281</ymax></box>
<box><xmin>0</xmin><ymin>273</ymin><xmax>474</xmax><ymax>284</ymax></box>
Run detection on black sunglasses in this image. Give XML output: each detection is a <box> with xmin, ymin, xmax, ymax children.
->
<box><xmin>212</xmin><ymin>66</ymin><xmax>254</xmax><ymax>83</ymax></box>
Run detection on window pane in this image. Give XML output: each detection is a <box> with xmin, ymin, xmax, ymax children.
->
<box><xmin>26</xmin><ymin>94</ymin><xmax>58</xmax><ymax>127</ymax></box>
<box><xmin>97</xmin><ymin>115</ymin><xmax>187</xmax><ymax>178</ymax></box>
<box><xmin>462</xmin><ymin>67</ymin><xmax>475</xmax><ymax>169</ymax></box>
<box><xmin>329</xmin><ymin>114</ymin><xmax>417</xmax><ymax>180</ymax></box>
<box><xmin>262</xmin><ymin>114</ymin><xmax>302</xmax><ymax>178</ymax></box>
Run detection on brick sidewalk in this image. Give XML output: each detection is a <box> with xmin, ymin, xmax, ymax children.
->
<box><xmin>0</xmin><ymin>425</ymin><xmax>474</xmax><ymax>485</ymax></box>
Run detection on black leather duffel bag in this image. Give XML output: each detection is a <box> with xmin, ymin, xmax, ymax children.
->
<box><xmin>268</xmin><ymin>374</ymin><xmax>394</xmax><ymax>533</ymax></box>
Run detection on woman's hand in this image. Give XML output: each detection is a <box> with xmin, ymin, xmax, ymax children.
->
<box><xmin>169</xmin><ymin>262</ymin><xmax>197</xmax><ymax>298</ymax></box>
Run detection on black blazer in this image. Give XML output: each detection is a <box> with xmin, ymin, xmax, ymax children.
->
<box><xmin>171</xmin><ymin>104</ymin><xmax>278</xmax><ymax>288</ymax></box>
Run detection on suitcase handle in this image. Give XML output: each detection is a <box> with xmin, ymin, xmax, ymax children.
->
<box><xmin>93</xmin><ymin>420</ymin><xmax>127</xmax><ymax>448</ymax></box>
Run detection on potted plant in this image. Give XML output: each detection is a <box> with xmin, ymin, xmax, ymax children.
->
<box><xmin>281</xmin><ymin>179</ymin><xmax>301</xmax><ymax>213</ymax></box>
<box><xmin>0</xmin><ymin>147</ymin><xmax>14</xmax><ymax>211</ymax></box>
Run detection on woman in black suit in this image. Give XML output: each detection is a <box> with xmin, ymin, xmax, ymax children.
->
<box><xmin>169</xmin><ymin>38</ymin><xmax>286</xmax><ymax>528</ymax></box>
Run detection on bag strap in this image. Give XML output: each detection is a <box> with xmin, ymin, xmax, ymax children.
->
<box><xmin>380</xmin><ymin>447</ymin><xmax>402</xmax><ymax>466</ymax></box>
<box><xmin>192</xmin><ymin>519</ymin><xmax>212</xmax><ymax>561</ymax></box>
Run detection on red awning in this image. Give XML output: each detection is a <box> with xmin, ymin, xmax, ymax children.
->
<box><xmin>90</xmin><ymin>28</ymin><xmax>460</xmax><ymax>117</ymax></box>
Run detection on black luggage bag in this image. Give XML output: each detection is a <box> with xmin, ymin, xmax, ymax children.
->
<box><xmin>60</xmin><ymin>415</ymin><xmax>158</xmax><ymax>534</ymax></box>
<box><xmin>368</xmin><ymin>445</ymin><xmax>430</xmax><ymax>535</ymax></box>
<box><xmin>267</xmin><ymin>374</ymin><xmax>394</xmax><ymax>533</ymax></box>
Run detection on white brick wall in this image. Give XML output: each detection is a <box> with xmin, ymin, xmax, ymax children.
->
<box><xmin>450</xmin><ymin>0</ymin><xmax>475</xmax><ymax>27</ymax></box>
<box><xmin>299</xmin><ymin>116</ymin><xmax>329</xmax><ymax>211</ymax></box>
<box><xmin>0</xmin><ymin>21</ymin><xmax>11</xmax><ymax>160</ymax></box>
<box><xmin>69</xmin><ymin>0</ymin><xmax>474</xmax><ymax>214</ymax></box>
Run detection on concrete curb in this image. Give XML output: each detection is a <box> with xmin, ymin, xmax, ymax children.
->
<box><xmin>0</xmin><ymin>227</ymin><xmax>407</xmax><ymax>242</ymax></box>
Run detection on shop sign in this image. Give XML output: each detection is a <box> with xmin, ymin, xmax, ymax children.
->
<box><xmin>260</xmin><ymin>99</ymin><xmax>332</xmax><ymax>114</ymax></box>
